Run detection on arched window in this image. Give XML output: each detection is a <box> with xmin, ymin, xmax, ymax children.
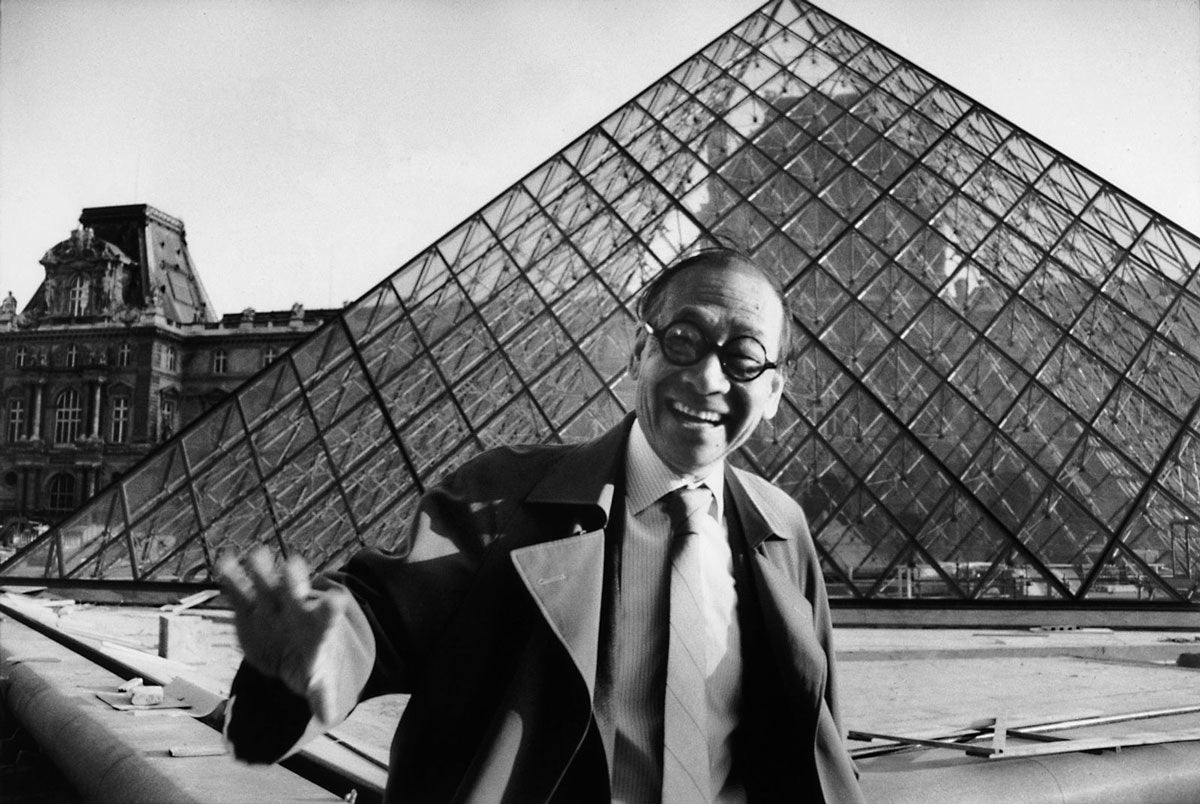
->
<box><xmin>212</xmin><ymin>348</ymin><xmax>228</xmax><ymax>374</ymax></box>
<box><xmin>47</xmin><ymin>473</ymin><xmax>77</xmax><ymax>511</ymax></box>
<box><xmin>6</xmin><ymin>398</ymin><xmax>25</xmax><ymax>442</ymax></box>
<box><xmin>117</xmin><ymin>342</ymin><xmax>132</xmax><ymax>367</ymax></box>
<box><xmin>110</xmin><ymin>396</ymin><xmax>130</xmax><ymax>443</ymax></box>
<box><xmin>69</xmin><ymin>276</ymin><xmax>89</xmax><ymax>316</ymax></box>
<box><xmin>54</xmin><ymin>389</ymin><xmax>82</xmax><ymax>444</ymax></box>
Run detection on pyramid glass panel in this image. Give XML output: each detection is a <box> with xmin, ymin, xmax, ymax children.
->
<box><xmin>6</xmin><ymin>0</ymin><xmax>1200</xmax><ymax>606</ymax></box>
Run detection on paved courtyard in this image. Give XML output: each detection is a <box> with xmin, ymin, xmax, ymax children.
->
<box><xmin>8</xmin><ymin>595</ymin><xmax>1200</xmax><ymax>800</ymax></box>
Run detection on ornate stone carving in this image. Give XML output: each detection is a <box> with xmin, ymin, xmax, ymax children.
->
<box><xmin>13</xmin><ymin>309</ymin><xmax>39</xmax><ymax>330</ymax></box>
<box><xmin>41</xmin><ymin>226</ymin><xmax>127</xmax><ymax>265</ymax></box>
<box><xmin>0</xmin><ymin>291</ymin><xmax>15</xmax><ymax>331</ymax></box>
<box><xmin>42</xmin><ymin>278</ymin><xmax>58</xmax><ymax>313</ymax></box>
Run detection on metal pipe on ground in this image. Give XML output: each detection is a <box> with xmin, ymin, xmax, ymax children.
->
<box><xmin>4</xmin><ymin>659</ymin><xmax>199</xmax><ymax>804</ymax></box>
<box><xmin>859</xmin><ymin>740</ymin><xmax>1200</xmax><ymax>803</ymax></box>
<box><xmin>0</xmin><ymin>610</ymin><xmax>344</xmax><ymax>803</ymax></box>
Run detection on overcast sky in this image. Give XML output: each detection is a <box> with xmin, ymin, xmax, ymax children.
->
<box><xmin>2</xmin><ymin>0</ymin><xmax>1198</xmax><ymax>315</ymax></box>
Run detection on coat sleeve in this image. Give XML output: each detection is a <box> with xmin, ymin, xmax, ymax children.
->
<box><xmin>225</xmin><ymin>458</ymin><xmax>510</xmax><ymax>763</ymax></box>
<box><xmin>801</xmin><ymin>530</ymin><xmax>842</xmax><ymax>728</ymax></box>
<box><xmin>791</xmin><ymin>504</ymin><xmax>867</xmax><ymax>803</ymax></box>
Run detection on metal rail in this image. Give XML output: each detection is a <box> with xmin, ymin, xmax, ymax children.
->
<box><xmin>0</xmin><ymin>597</ymin><xmax>384</xmax><ymax>803</ymax></box>
<box><xmin>850</xmin><ymin>704</ymin><xmax>1200</xmax><ymax>759</ymax></box>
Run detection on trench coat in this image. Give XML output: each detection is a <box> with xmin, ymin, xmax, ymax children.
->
<box><xmin>226</xmin><ymin>415</ymin><xmax>864</xmax><ymax>803</ymax></box>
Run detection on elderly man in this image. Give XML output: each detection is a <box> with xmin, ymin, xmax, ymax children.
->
<box><xmin>219</xmin><ymin>248</ymin><xmax>864</xmax><ymax>803</ymax></box>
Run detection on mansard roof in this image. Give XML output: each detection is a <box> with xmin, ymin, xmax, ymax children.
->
<box><xmin>22</xmin><ymin>205</ymin><xmax>219</xmax><ymax>326</ymax></box>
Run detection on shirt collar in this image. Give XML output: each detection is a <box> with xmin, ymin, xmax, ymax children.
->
<box><xmin>626</xmin><ymin>419</ymin><xmax>725</xmax><ymax>520</ymax></box>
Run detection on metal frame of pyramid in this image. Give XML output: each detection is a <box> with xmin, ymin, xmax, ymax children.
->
<box><xmin>6</xmin><ymin>0</ymin><xmax>1200</xmax><ymax>604</ymax></box>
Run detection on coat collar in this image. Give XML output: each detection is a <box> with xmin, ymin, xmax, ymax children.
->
<box><xmin>524</xmin><ymin>412</ymin><xmax>792</xmax><ymax>550</ymax></box>
<box><xmin>725</xmin><ymin>463</ymin><xmax>793</xmax><ymax>551</ymax></box>
<box><xmin>523</xmin><ymin>413</ymin><xmax>634</xmax><ymax>529</ymax></box>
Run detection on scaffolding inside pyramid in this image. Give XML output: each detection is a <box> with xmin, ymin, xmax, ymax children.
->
<box><xmin>5</xmin><ymin>0</ymin><xmax>1200</xmax><ymax>604</ymax></box>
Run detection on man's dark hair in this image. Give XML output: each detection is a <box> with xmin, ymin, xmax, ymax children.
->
<box><xmin>636</xmin><ymin>246</ymin><xmax>794</xmax><ymax>366</ymax></box>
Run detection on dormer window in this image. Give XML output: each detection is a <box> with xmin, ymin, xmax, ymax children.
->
<box><xmin>69</xmin><ymin>276</ymin><xmax>89</xmax><ymax>316</ymax></box>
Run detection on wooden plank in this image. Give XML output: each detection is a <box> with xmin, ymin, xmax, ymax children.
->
<box><xmin>160</xmin><ymin>589</ymin><xmax>221</xmax><ymax>613</ymax></box>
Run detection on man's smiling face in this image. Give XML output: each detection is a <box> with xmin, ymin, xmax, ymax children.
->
<box><xmin>629</xmin><ymin>257</ymin><xmax>785</xmax><ymax>479</ymax></box>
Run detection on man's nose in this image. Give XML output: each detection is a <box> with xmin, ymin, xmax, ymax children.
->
<box><xmin>685</xmin><ymin>349</ymin><xmax>731</xmax><ymax>393</ymax></box>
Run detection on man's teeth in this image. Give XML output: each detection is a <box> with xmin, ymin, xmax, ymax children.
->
<box><xmin>672</xmin><ymin>402</ymin><xmax>722</xmax><ymax>423</ymax></box>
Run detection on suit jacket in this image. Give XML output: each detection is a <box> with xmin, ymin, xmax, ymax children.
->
<box><xmin>227</xmin><ymin>415</ymin><xmax>864</xmax><ymax>803</ymax></box>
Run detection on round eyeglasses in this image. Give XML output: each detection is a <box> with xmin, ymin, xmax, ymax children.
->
<box><xmin>643</xmin><ymin>320</ymin><xmax>778</xmax><ymax>382</ymax></box>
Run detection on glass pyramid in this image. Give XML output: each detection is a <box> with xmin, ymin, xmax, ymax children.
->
<box><xmin>7</xmin><ymin>0</ymin><xmax>1200</xmax><ymax>604</ymax></box>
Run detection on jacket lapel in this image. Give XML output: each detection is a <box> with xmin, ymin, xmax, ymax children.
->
<box><xmin>509</xmin><ymin>415</ymin><xmax>634</xmax><ymax>699</ymax></box>
<box><xmin>511</xmin><ymin>531</ymin><xmax>606</xmax><ymax>697</ymax></box>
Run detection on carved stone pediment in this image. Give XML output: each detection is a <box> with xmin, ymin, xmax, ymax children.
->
<box><xmin>40</xmin><ymin>226</ymin><xmax>132</xmax><ymax>268</ymax></box>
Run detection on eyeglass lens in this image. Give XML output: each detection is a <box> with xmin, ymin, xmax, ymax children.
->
<box><xmin>656</xmin><ymin>321</ymin><xmax>770</xmax><ymax>381</ymax></box>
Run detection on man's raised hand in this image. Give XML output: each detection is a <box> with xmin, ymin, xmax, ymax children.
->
<box><xmin>217</xmin><ymin>546</ymin><xmax>348</xmax><ymax>725</ymax></box>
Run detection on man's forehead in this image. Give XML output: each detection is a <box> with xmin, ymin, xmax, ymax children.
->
<box><xmin>658</xmin><ymin>261</ymin><xmax>783</xmax><ymax>324</ymax></box>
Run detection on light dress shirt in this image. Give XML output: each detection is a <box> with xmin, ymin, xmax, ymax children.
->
<box><xmin>604</xmin><ymin>421</ymin><xmax>744</xmax><ymax>804</ymax></box>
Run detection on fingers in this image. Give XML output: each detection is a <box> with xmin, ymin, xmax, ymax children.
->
<box><xmin>247</xmin><ymin>547</ymin><xmax>279</xmax><ymax>599</ymax></box>
<box><xmin>281</xmin><ymin>554</ymin><xmax>313</xmax><ymax>600</ymax></box>
<box><xmin>217</xmin><ymin>547</ymin><xmax>313</xmax><ymax>612</ymax></box>
<box><xmin>216</xmin><ymin>553</ymin><xmax>255</xmax><ymax>610</ymax></box>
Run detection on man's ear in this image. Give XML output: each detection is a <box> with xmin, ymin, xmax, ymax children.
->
<box><xmin>762</xmin><ymin>369</ymin><xmax>785</xmax><ymax>420</ymax></box>
<box><xmin>629</xmin><ymin>327</ymin><xmax>648</xmax><ymax>380</ymax></box>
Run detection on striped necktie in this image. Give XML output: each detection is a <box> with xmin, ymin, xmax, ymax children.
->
<box><xmin>661</xmin><ymin>486</ymin><xmax>713</xmax><ymax>803</ymax></box>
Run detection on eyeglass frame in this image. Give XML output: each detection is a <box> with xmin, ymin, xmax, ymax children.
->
<box><xmin>641</xmin><ymin>319</ymin><xmax>780</xmax><ymax>383</ymax></box>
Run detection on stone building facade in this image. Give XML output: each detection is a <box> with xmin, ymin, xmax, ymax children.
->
<box><xmin>0</xmin><ymin>204</ymin><xmax>334</xmax><ymax>533</ymax></box>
